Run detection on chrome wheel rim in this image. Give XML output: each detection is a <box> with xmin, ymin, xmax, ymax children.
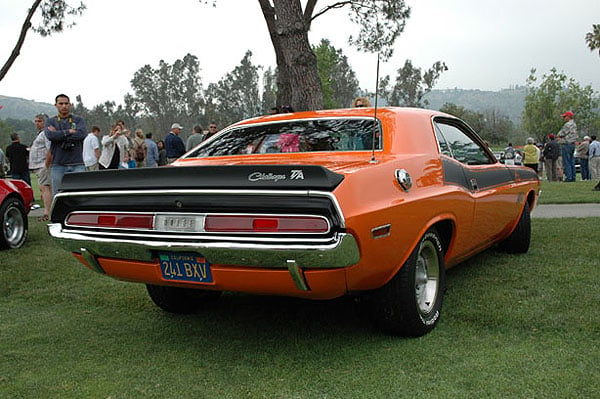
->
<box><xmin>3</xmin><ymin>205</ymin><xmax>25</xmax><ymax>247</ymax></box>
<box><xmin>414</xmin><ymin>240</ymin><xmax>440</xmax><ymax>315</ymax></box>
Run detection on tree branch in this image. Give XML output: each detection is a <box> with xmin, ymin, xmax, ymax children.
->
<box><xmin>0</xmin><ymin>0</ymin><xmax>43</xmax><ymax>82</ymax></box>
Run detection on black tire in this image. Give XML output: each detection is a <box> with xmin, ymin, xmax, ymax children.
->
<box><xmin>371</xmin><ymin>228</ymin><xmax>445</xmax><ymax>337</ymax></box>
<box><xmin>146</xmin><ymin>284</ymin><xmax>221</xmax><ymax>314</ymax></box>
<box><xmin>499</xmin><ymin>203</ymin><xmax>531</xmax><ymax>254</ymax></box>
<box><xmin>0</xmin><ymin>197</ymin><xmax>28</xmax><ymax>250</ymax></box>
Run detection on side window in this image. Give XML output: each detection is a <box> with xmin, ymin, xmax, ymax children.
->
<box><xmin>434</xmin><ymin>119</ymin><xmax>493</xmax><ymax>165</ymax></box>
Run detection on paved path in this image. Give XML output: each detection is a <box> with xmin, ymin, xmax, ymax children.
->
<box><xmin>29</xmin><ymin>203</ymin><xmax>600</xmax><ymax>219</ymax></box>
<box><xmin>531</xmin><ymin>203</ymin><xmax>600</xmax><ymax>218</ymax></box>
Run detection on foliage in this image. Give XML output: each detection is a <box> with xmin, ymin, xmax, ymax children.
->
<box><xmin>379</xmin><ymin>60</ymin><xmax>448</xmax><ymax>107</ymax></box>
<box><xmin>585</xmin><ymin>24</ymin><xmax>600</xmax><ymax>56</ymax></box>
<box><xmin>0</xmin><ymin>213</ymin><xmax>598</xmax><ymax>398</ymax></box>
<box><xmin>313</xmin><ymin>39</ymin><xmax>360</xmax><ymax>109</ymax></box>
<box><xmin>204</xmin><ymin>51</ymin><xmax>261</xmax><ymax>128</ymax></box>
<box><xmin>129</xmin><ymin>53</ymin><xmax>204</xmax><ymax>135</ymax></box>
<box><xmin>522</xmin><ymin>68</ymin><xmax>600</xmax><ymax>142</ymax></box>
<box><xmin>261</xmin><ymin>67</ymin><xmax>278</xmax><ymax>114</ymax></box>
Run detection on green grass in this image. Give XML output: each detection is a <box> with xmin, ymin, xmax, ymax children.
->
<box><xmin>1</xmin><ymin>216</ymin><xmax>599</xmax><ymax>398</ymax></box>
<box><xmin>538</xmin><ymin>179</ymin><xmax>599</xmax><ymax>204</ymax></box>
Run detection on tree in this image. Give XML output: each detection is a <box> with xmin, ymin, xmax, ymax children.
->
<box><xmin>204</xmin><ymin>51</ymin><xmax>261</xmax><ymax>127</ymax></box>
<box><xmin>522</xmin><ymin>68</ymin><xmax>600</xmax><ymax>142</ymax></box>
<box><xmin>261</xmin><ymin>67</ymin><xmax>278</xmax><ymax>114</ymax></box>
<box><xmin>379</xmin><ymin>60</ymin><xmax>448</xmax><ymax>107</ymax></box>
<box><xmin>313</xmin><ymin>39</ymin><xmax>360</xmax><ymax>109</ymax></box>
<box><xmin>439</xmin><ymin>103</ymin><xmax>513</xmax><ymax>145</ymax></box>
<box><xmin>129</xmin><ymin>53</ymin><xmax>204</xmax><ymax>135</ymax></box>
<box><xmin>585</xmin><ymin>24</ymin><xmax>600</xmax><ymax>56</ymax></box>
<box><xmin>0</xmin><ymin>1</ymin><xmax>85</xmax><ymax>82</ymax></box>
<box><xmin>255</xmin><ymin>0</ymin><xmax>411</xmax><ymax>111</ymax></box>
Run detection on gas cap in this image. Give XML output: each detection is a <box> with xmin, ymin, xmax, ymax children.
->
<box><xmin>395</xmin><ymin>169</ymin><xmax>412</xmax><ymax>192</ymax></box>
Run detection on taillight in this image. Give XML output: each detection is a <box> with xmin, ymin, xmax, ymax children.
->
<box><xmin>204</xmin><ymin>215</ymin><xmax>329</xmax><ymax>233</ymax></box>
<box><xmin>66</xmin><ymin>212</ymin><xmax>154</xmax><ymax>229</ymax></box>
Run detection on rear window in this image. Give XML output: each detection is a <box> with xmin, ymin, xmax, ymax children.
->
<box><xmin>186</xmin><ymin>118</ymin><xmax>382</xmax><ymax>158</ymax></box>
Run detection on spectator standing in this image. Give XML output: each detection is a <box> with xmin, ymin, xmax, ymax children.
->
<box><xmin>589</xmin><ymin>135</ymin><xmax>600</xmax><ymax>180</ymax></box>
<box><xmin>503</xmin><ymin>143</ymin><xmax>516</xmax><ymax>165</ymax></box>
<box><xmin>45</xmin><ymin>94</ymin><xmax>87</xmax><ymax>196</ymax></box>
<box><xmin>352</xmin><ymin>97</ymin><xmax>372</xmax><ymax>107</ymax></box>
<box><xmin>83</xmin><ymin>126</ymin><xmax>101</xmax><ymax>171</ymax></box>
<box><xmin>186</xmin><ymin>124</ymin><xmax>204</xmax><ymax>151</ymax></box>
<box><xmin>30</xmin><ymin>114</ymin><xmax>53</xmax><ymax>219</ymax></box>
<box><xmin>0</xmin><ymin>147</ymin><xmax>7</xmax><ymax>177</ymax></box>
<box><xmin>543</xmin><ymin>134</ymin><xmax>560</xmax><ymax>181</ymax></box>
<box><xmin>5</xmin><ymin>133</ymin><xmax>31</xmax><ymax>186</ymax></box>
<box><xmin>144</xmin><ymin>132</ymin><xmax>159</xmax><ymax>167</ymax></box>
<box><xmin>133</xmin><ymin>129</ymin><xmax>147</xmax><ymax>168</ymax></box>
<box><xmin>157</xmin><ymin>140</ymin><xmax>168</xmax><ymax>166</ymax></box>
<box><xmin>557</xmin><ymin>111</ymin><xmax>578</xmax><ymax>182</ymax></box>
<box><xmin>576</xmin><ymin>136</ymin><xmax>591</xmax><ymax>180</ymax></box>
<box><xmin>165</xmin><ymin>123</ymin><xmax>185</xmax><ymax>163</ymax></box>
<box><xmin>99</xmin><ymin>124</ymin><xmax>129</xmax><ymax>170</ymax></box>
<box><xmin>523</xmin><ymin>137</ymin><xmax>539</xmax><ymax>172</ymax></box>
<box><xmin>204</xmin><ymin>122</ymin><xmax>218</xmax><ymax>141</ymax></box>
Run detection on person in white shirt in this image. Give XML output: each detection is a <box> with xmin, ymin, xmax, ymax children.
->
<box><xmin>30</xmin><ymin>114</ymin><xmax>53</xmax><ymax>220</ymax></box>
<box><xmin>83</xmin><ymin>126</ymin><xmax>101</xmax><ymax>171</ymax></box>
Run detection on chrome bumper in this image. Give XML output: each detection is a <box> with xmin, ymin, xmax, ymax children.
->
<box><xmin>48</xmin><ymin>223</ymin><xmax>360</xmax><ymax>269</ymax></box>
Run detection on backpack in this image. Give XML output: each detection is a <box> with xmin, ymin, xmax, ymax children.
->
<box><xmin>134</xmin><ymin>143</ymin><xmax>146</xmax><ymax>162</ymax></box>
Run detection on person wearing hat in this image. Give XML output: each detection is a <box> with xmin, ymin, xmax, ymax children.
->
<box><xmin>5</xmin><ymin>132</ymin><xmax>31</xmax><ymax>186</ymax></box>
<box><xmin>557</xmin><ymin>111</ymin><xmax>578</xmax><ymax>182</ymax></box>
<box><xmin>165</xmin><ymin>123</ymin><xmax>186</xmax><ymax>163</ymax></box>
<box><xmin>576</xmin><ymin>135</ymin><xmax>591</xmax><ymax>180</ymax></box>
<box><xmin>542</xmin><ymin>134</ymin><xmax>560</xmax><ymax>181</ymax></box>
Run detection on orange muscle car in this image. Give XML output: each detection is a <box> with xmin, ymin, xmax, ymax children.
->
<box><xmin>48</xmin><ymin>107</ymin><xmax>540</xmax><ymax>336</ymax></box>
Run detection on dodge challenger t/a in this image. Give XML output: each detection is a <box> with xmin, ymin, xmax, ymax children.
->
<box><xmin>48</xmin><ymin>107</ymin><xmax>540</xmax><ymax>336</ymax></box>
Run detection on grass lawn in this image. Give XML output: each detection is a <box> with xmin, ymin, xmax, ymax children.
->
<box><xmin>1</xmin><ymin>213</ymin><xmax>599</xmax><ymax>398</ymax></box>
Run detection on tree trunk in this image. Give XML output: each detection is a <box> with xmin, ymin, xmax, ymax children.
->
<box><xmin>0</xmin><ymin>0</ymin><xmax>43</xmax><ymax>82</ymax></box>
<box><xmin>258</xmin><ymin>0</ymin><xmax>323</xmax><ymax>111</ymax></box>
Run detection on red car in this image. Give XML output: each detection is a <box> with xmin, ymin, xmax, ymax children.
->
<box><xmin>48</xmin><ymin>107</ymin><xmax>540</xmax><ymax>336</ymax></box>
<box><xmin>0</xmin><ymin>178</ymin><xmax>33</xmax><ymax>249</ymax></box>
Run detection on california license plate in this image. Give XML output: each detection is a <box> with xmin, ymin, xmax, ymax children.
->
<box><xmin>158</xmin><ymin>252</ymin><xmax>213</xmax><ymax>284</ymax></box>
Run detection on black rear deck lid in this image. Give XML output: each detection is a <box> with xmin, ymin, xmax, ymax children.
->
<box><xmin>58</xmin><ymin>165</ymin><xmax>345</xmax><ymax>192</ymax></box>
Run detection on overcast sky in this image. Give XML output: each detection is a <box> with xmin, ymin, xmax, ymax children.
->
<box><xmin>1</xmin><ymin>0</ymin><xmax>599</xmax><ymax>108</ymax></box>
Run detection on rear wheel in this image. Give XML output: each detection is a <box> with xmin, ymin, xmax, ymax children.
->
<box><xmin>146</xmin><ymin>284</ymin><xmax>221</xmax><ymax>314</ymax></box>
<box><xmin>371</xmin><ymin>228</ymin><xmax>445</xmax><ymax>337</ymax></box>
<box><xmin>499</xmin><ymin>203</ymin><xmax>531</xmax><ymax>254</ymax></box>
<box><xmin>0</xmin><ymin>198</ymin><xmax>28</xmax><ymax>249</ymax></box>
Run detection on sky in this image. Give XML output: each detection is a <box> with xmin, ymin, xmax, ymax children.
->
<box><xmin>0</xmin><ymin>0</ymin><xmax>599</xmax><ymax>108</ymax></box>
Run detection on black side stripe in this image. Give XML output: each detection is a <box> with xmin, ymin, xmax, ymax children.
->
<box><xmin>442</xmin><ymin>158</ymin><xmax>535</xmax><ymax>192</ymax></box>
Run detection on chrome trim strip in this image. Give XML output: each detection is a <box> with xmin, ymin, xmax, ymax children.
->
<box><xmin>48</xmin><ymin>224</ymin><xmax>360</xmax><ymax>269</ymax></box>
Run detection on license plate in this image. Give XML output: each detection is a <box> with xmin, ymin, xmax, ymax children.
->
<box><xmin>158</xmin><ymin>252</ymin><xmax>213</xmax><ymax>283</ymax></box>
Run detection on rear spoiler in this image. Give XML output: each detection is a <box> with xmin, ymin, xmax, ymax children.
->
<box><xmin>58</xmin><ymin>165</ymin><xmax>345</xmax><ymax>192</ymax></box>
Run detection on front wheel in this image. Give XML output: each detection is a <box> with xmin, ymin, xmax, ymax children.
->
<box><xmin>371</xmin><ymin>228</ymin><xmax>445</xmax><ymax>337</ymax></box>
<box><xmin>499</xmin><ymin>203</ymin><xmax>531</xmax><ymax>254</ymax></box>
<box><xmin>0</xmin><ymin>198</ymin><xmax>28</xmax><ymax>249</ymax></box>
<box><xmin>146</xmin><ymin>284</ymin><xmax>221</xmax><ymax>314</ymax></box>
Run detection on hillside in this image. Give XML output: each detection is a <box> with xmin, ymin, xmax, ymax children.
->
<box><xmin>0</xmin><ymin>95</ymin><xmax>56</xmax><ymax>121</ymax></box>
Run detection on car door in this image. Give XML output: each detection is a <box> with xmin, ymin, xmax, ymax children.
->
<box><xmin>434</xmin><ymin>117</ymin><xmax>518</xmax><ymax>252</ymax></box>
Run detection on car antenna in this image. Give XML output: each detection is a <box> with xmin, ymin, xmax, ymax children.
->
<box><xmin>370</xmin><ymin>50</ymin><xmax>381</xmax><ymax>164</ymax></box>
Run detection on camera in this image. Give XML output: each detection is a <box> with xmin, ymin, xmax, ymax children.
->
<box><xmin>61</xmin><ymin>140</ymin><xmax>76</xmax><ymax>151</ymax></box>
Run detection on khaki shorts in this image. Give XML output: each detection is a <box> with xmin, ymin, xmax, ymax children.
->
<box><xmin>33</xmin><ymin>167</ymin><xmax>51</xmax><ymax>186</ymax></box>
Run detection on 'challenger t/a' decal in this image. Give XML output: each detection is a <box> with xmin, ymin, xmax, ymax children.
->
<box><xmin>248</xmin><ymin>169</ymin><xmax>305</xmax><ymax>182</ymax></box>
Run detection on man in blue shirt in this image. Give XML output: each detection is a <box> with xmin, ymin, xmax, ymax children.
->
<box><xmin>145</xmin><ymin>132</ymin><xmax>160</xmax><ymax>167</ymax></box>
<box><xmin>45</xmin><ymin>94</ymin><xmax>87</xmax><ymax>196</ymax></box>
<box><xmin>165</xmin><ymin>123</ymin><xmax>186</xmax><ymax>163</ymax></box>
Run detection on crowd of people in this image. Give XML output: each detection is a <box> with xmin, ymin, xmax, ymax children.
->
<box><xmin>0</xmin><ymin>93</ymin><xmax>220</xmax><ymax>220</ymax></box>
<box><xmin>501</xmin><ymin>111</ymin><xmax>600</xmax><ymax>191</ymax></box>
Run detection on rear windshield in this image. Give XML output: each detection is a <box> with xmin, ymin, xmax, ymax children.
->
<box><xmin>186</xmin><ymin>118</ymin><xmax>382</xmax><ymax>158</ymax></box>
